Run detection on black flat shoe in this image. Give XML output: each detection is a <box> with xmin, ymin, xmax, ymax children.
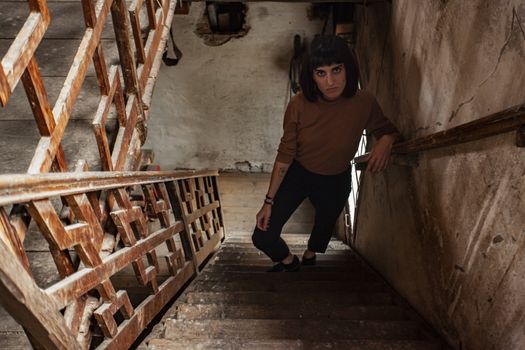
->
<box><xmin>301</xmin><ymin>254</ymin><xmax>316</xmax><ymax>266</ymax></box>
<box><xmin>267</xmin><ymin>255</ymin><xmax>300</xmax><ymax>272</ymax></box>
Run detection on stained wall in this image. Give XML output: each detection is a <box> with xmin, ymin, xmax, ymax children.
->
<box><xmin>353</xmin><ymin>1</ymin><xmax>525</xmax><ymax>349</ymax></box>
<box><xmin>146</xmin><ymin>2</ymin><xmax>322</xmax><ymax>171</ymax></box>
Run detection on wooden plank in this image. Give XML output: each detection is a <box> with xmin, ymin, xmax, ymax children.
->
<box><xmin>186</xmin><ymin>201</ymin><xmax>220</xmax><ymax>224</ymax></box>
<box><xmin>28</xmin><ymin>0</ymin><xmax>113</xmax><ymax>173</ymax></box>
<box><xmin>0</xmin><ymin>170</ymin><xmax>219</xmax><ymax>206</ymax></box>
<box><xmin>0</xmin><ymin>207</ymin><xmax>32</xmax><ymax>274</ymax></box>
<box><xmin>28</xmin><ymin>0</ymin><xmax>50</xmax><ymax>20</ymax></box>
<box><xmin>355</xmin><ymin>102</ymin><xmax>525</xmax><ymax>164</ymax></box>
<box><xmin>97</xmin><ymin>261</ymin><xmax>194</xmax><ymax>350</ymax></box>
<box><xmin>145</xmin><ymin>0</ymin><xmax>157</xmax><ymax>29</ymax></box>
<box><xmin>81</xmin><ymin>0</ymin><xmax>111</xmax><ymax>96</ymax></box>
<box><xmin>189</xmin><ymin>0</ymin><xmax>385</xmax><ymax>2</ymax></box>
<box><xmin>137</xmin><ymin>5</ymin><xmax>166</xmax><ymax>90</ymax></box>
<box><xmin>47</xmin><ymin>222</ymin><xmax>185</xmax><ymax>308</ymax></box>
<box><xmin>394</xmin><ymin>102</ymin><xmax>525</xmax><ymax>153</ymax></box>
<box><xmin>0</xmin><ymin>3</ymin><xmax>115</xmax><ymax>40</ymax></box>
<box><xmin>112</xmin><ymin>94</ymin><xmax>140</xmax><ymax>170</ymax></box>
<box><xmin>0</xmin><ymin>12</ymin><xmax>48</xmax><ymax>106</ymax></box>
<box><xmin>0</xmin><ymin>120</ymin><xmax>120</xmax><ymax>174</ymax></box>
<box><xmin>140</xmin><ymin>0</ymin><xmax>176</xmax><ymax>116</ymax></box>
<box><xmin>195</xmin><ymin>230</ymin><xmax>221</xmax><ymax>266</ymax></box>
<box><xmin>0</xmin><ymin>77</ymin><xmax>110</xmax><ymax>121</ymax></box>
<box><xmin>0</xmin><ymin>239</ymin><xmax>82</xmax><ymax>350</ymax></box>
<box><xmin>93</xmin><ymin>66</ymin><xmax>121</xmax><ymax>171</ymax></box>
<box><xmin>22</xmin><ymin>56</ymin><xmax>68</xmax><ymax>171</ymax></box>
<box><xmin>129</xmin><ymin>0</ymin><xmax>146</xmax><ymax>64</ymax></box>
<box><xmin>0</xmin><ymin>39</ymin><xmax>119</xmax><ymax>78</ymax></box>
<box><xmin>110</xmin><ymin>0</ymin><xmax>140</xmax><ymax>96</ymax></box>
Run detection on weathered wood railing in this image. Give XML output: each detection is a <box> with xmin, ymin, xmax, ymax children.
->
<box><xmin>354</xmin><ymin>102</ymin><xmax>525</xmax><ymax>167</ymax></box>
<box><xmin>1</xmin><ymin>0</ymin><xmax>176</xmax><ymax>173</ymax></box>
<box><xmin>0</xmin><ymin>170</ymin><xmax>224</xmax><ymax>349</ymax></box>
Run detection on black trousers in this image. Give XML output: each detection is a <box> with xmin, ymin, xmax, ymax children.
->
<box><xmin>252</xmin><ymin>160</ymin><xmax>351</xmax><ymax>262</ymax></box>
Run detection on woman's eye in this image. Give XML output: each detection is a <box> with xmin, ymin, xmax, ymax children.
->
<box><xmin>333</xmin><ymin>66</ymin><xmax>342</xmax><ymax>74</ymax></box>
<box><xmin>316</xmin><ymin>71</ymin><xmax>326</xmax><ymax>77</ymax></box>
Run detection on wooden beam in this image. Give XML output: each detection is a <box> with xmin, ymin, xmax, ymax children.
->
<box><xmin>194</xmin><ymin>230</ymin><xmax>221</xmax><ymax>267</ymax></box>
<box><xmin>110</xmin><ymin>0</ymin><xmax>141</xmax><ymax>96</ymax></box>
<box><xmin>81</xmin><ymin>0</ymin><xmax>111</xmax><ymax>95</ymax></box>
<box><xmin>112</xmin><ymin>94</ymin><xmax>140</xmax><ymax>170</ymax></box>
<box><xmin>96</xmin><ymin>262</ymin><xmax>194</xmax><ymax>350</ymax></box>
<box><xmin>354</xmin><ymin>102</ymin><xmax>525</xmax><ymax>164</ymax></box>
<box><xmin>0</xmin><ymin>207</ymin><xmax>32</xmax><ymax>275</ymax></box>
<box><xmin>129</xmin><ymin>0</ymin><xmax>147</xmax><ymax>65</ymax></box>
<box><xmin>190</xmin><ymin>0</ymin><xmax>386</xmax><ymax>2</ymax></box>
<box><xmin>185</xmin><ymin>201</ymin><xmax>220</xmax><ymax>223</ymax></box>
<box><xmin>93</xmin><ymin>66</ymin><xmax>122</xmax><ymax>171</ymax></box>
<box><xmin>393</xmin><ymin>102</ymin><xmax>525</xmax><ymax>154</ymax></box>
<box><xmin>21</xmin><ymin>56</ymin><xmax>68</xmax><ymax>172</ymax></box>
<box><xmin>0</xmin><ymin>238</ymin><xmax>82</xmax><ymax>350</ymax></box>
<box><xmin>0</xmin><ymin>12</ymin><xmax>49</xmax><ymax>107</ymax></box>
<box><xmin>28</xmin><ymin>0</ymin><xmax>113</xmax><ymax>174</ymax></box>
<box><xmin>141</xmin><ymin>0</ymin><xmax>177</xmax><ymax>117</ymax></box>
<box><xmin>0</xmin><ymin>170</ymin><xmax>219</xmax><ymax>206</ymax></box>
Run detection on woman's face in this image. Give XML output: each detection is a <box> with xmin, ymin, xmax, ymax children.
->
<box><xmin>313</xmin><ymin>63</ymin><xmax>346</xmax><ymax>101</ymax></box>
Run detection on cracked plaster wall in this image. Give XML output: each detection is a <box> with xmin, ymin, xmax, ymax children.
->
<box><xmin>146</xmin><ymin>3</ymin><xmax>322</xmax><ymax>171</ymax></box>
<box><xmin>353</xmin><ymin>1</ymin><xmax>525</xmax><ymax>349</ymax></box>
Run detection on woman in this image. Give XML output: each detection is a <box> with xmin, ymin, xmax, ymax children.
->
<box><xmin>252</xmin><ymin>35</ymin><xmax>399</xmax><ymax>272</ymax></box>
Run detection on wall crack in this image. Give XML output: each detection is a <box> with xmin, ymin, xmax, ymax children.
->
<box><xmin>449</xmin><ymin>7</ymin><xmax>525</xmax><ymax>122</ymax></box>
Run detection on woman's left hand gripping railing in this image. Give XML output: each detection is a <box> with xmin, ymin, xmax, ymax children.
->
<box><xmin>0</xmin><ymin>169</ymin><xmax>224</xmax><ymax>350</ymax></box>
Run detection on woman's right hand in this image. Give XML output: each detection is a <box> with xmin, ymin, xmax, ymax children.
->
<box><xmin>256</xmin><ymin>204</ymin><xmax>272</xmax><ymax>231</ymax></box>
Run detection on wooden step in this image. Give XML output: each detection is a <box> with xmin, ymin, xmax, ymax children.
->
<box><xmin>162</xmin><ymin>319</ymin><xmax>427</xmax><ymax>341</ymax></box>
<box><xmin>213</xmin><ymin>252</ymin><xmax>358</xmax><ymax>262</ymax></box>
<box><xmin>223</xmin><ymin>236</ymin><xmax>350</xmax><ymax>248</ymax></box>
<box><xmin>187</xmin><ymin>279</ymin><xmax>385</xmax><ymax>293</ymax></box>
<box><xmin>217</xmin><ymin>246</ymin><xmax>353</xmax><ymax>254</ymax></box>
<box><xmin>218</xmin><ymin>245</ymin><xmax>353</xmax><ymax>254</ymax></box>
<box><xmin>146</xmin><ymin>338</ymin><xmax>441</xmax><ymax>350</ymax></box>
<box><xmin>209</xmin><ymin>259</ymin><xmax>358</xmax><ymax>268</ymax></box>
<box><xmin>217</xmin><ymin>241</ymin><xmax>352</xmax><ymax>252</ymax></box>
<box><xmin>202</xmin><ymin>264</ymin><xmax>364</xmax><ymax>273</ymax></box>
<box><xmin>184</xmin><ymin>291</ymin><xmax>393</xmax><ymax>305</ymax></box>
<box><xmin>176</xmin><ymin>303</ymin><xmax>407</xmax><ymax>320</ymax></box>
<box><xmin>197</xmin><ymin>270</ymin><xmax>376</xmax><ymax>282</ymax></box>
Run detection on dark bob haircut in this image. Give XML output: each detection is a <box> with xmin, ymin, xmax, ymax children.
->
<box><xmin>299</xmin><ymin>35</ymin><xmax>359</xmax><ymax>102</ymax></box>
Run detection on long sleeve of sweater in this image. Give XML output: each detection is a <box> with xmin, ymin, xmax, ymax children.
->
<box><xmin>276</xmin><ymin>97</ymin><xmax>299</xmax><ymax>164</ymax></box>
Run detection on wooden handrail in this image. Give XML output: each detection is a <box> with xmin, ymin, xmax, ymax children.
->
<box><xmin>355</xmin><ymin>102</ymin><xmax>525</xmax><ymax>165</ymax></box>
<box><xmin>0</xmin><ymin>170</ymin><xmax>225</xmax><ymax>349</ymax></box>
<box><xmin>0</xmin><ymin>169</ymin><xmax>218</xmax><ymax>206</ymax></box>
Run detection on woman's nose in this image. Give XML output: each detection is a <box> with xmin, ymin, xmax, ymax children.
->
<box><xmin>326</xmin><ymin>74</ymin><xmax>334</xmax><ymax>86</ymax></box>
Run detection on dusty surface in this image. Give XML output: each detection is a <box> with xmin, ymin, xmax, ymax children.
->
<box><xmin>139</xmin><ymin>173</ymin><xmax>445</xmax><ymax>349</ymax></box>
<box><xmin>353</xmin><ymin>1</ymin><xmax>525</xmax><ymax>349</ymax></box>
<box><xmin>146</xmin><ymin>3</ymin><xmax>322</xmax><ymax>171</ymax></box>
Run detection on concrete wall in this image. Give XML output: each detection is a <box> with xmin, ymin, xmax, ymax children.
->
<box><xmin>146</xmin><ymin>3</ymin><xmax>322</xmax><ymax>171</ymax></box>
<box><xmin>353</xmin><ymin>1</ymin><xmax>525</xmax><ymax>349</ymax></box>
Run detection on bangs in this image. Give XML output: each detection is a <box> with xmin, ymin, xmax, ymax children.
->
<box><xmin>309</xmin><ymin>49</ymin><xmax>346</xmax><ymax>70</ymax></box>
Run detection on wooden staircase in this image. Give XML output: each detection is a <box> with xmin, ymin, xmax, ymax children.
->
<box><xmin>139</xmin><ymin>174</ymin><xmax>445</xmax><ymax>349</ymax></box>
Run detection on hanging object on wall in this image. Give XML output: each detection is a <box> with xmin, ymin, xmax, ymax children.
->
<box><xmin>206</xmin><ymin>2</ymin><xmax>246</xmax><ymax>33</ymax></box>
<box><xmin>163</xmin><ymin>21</ymin><xmax>183</xmax><ymax>66</ymax></box>
<box><xmin>175</xmin><ymin>0</ymin><xmax>191</xmax><ymax>14</ymax></box>
<box><xmin>289</xmin><ymin>34</ymin><xmax>305</xmax><ymax>94</ymax></box>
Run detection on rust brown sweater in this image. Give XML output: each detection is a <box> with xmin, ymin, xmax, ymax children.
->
<box><xmin>276</xmin><ymin>90</ymin><xmax>398</xmax><ymax>175</ymax></box>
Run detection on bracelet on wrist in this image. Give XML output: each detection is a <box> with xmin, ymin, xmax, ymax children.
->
<box><xmin>264</xmin><ymin>198</ymin><xmax>274</xmax><ymax>206</ymax></box>
<box><xmin>265</xmin><ymin>194</ymin><xmax>274</xmax><ymax>200</ymax></box>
